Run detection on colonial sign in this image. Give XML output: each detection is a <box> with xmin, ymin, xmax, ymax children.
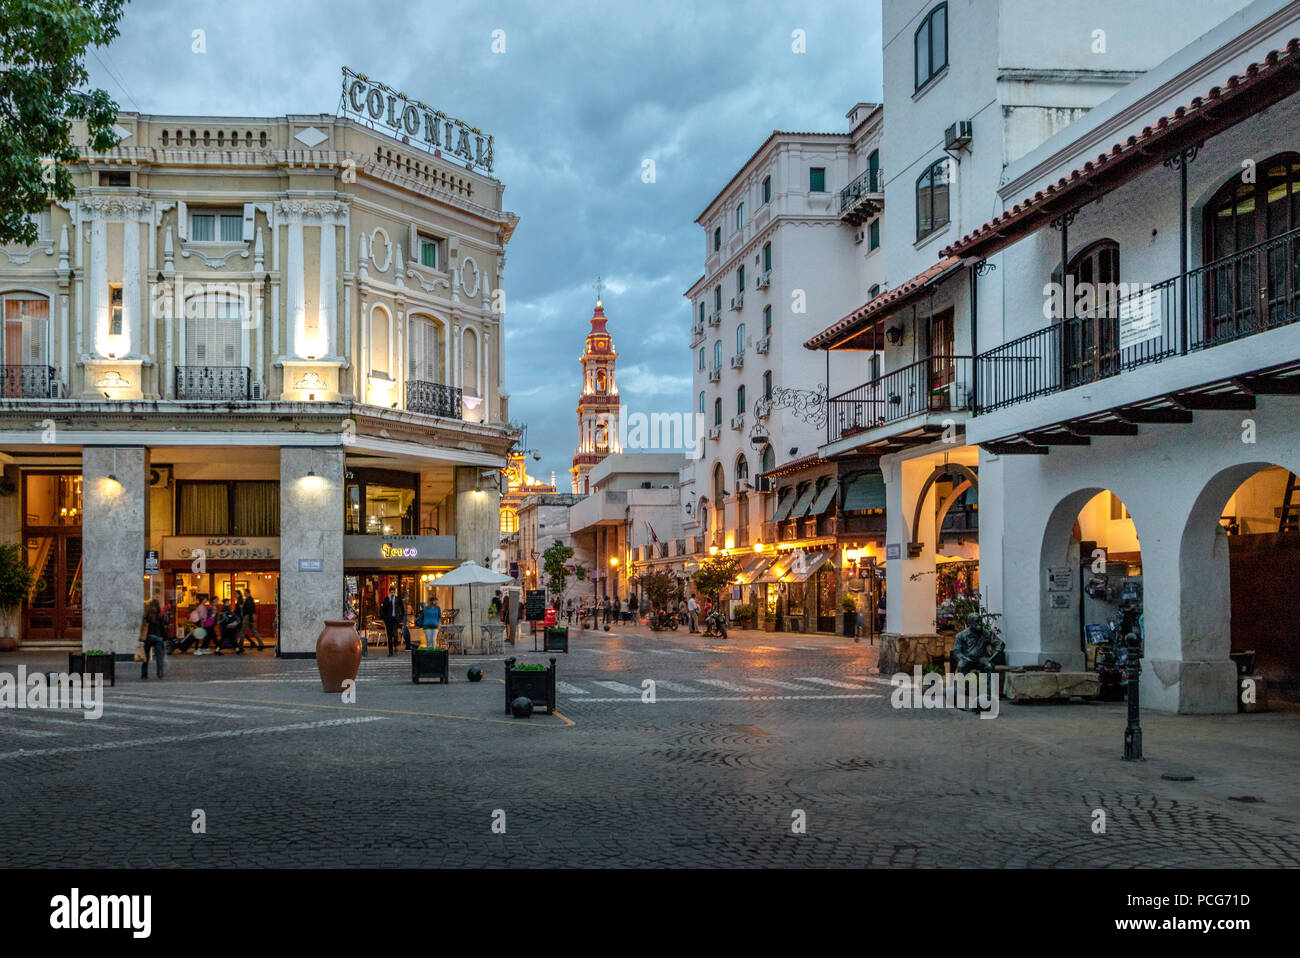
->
<box><xmin>162</xmin><ymin>537</ymin><xmax>279</xmax><ymax>562</ymax></box>
<box><xmin>340</xmin><ymin>67</ymin><xmax>494</xmax><ymax>172</ymax></box>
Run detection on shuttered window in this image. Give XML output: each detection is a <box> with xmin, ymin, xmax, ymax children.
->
<box><xmin>408</xmin><ymin>316</ymin><xmax>440</xmax><ymax>381</ymax></box>
<box><xmin>185</xmin><ymin>294</ymin><xmax>243</xmax><ymax>366</ymax></box>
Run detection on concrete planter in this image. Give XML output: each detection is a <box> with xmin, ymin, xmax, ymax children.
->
<box><xmin>411</xmin><ymin>647</ymin><xmax>449</xmax><ymax>684</ymax></box>
<box><xmin>504</xmin><ymin>657</ymin><xmax>557</xmax><ymax>714</ymax></box>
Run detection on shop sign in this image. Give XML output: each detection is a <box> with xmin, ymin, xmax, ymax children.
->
<box><xmin>343</xmin><ymin>534</ymin><xmax>456</xmax><ymax>565</ymax></box>
<box><xmin>143</xmin><ymin>550</ymin><xmax>159</xmax><ymax>575</ymax></box>
<box><xmin>340</xmin><ymin>67</ymin><xmax>493</xmax><ymax>171</ymax></box>
<box><xmin>162</xmin><ymin>537</ymin><xmax>279</xmax><ymax>561</ymax></box>
<box><xmin>380</xmin><ymin>543</ymin><xmax>419</xmax><ymax>559</ymax></box>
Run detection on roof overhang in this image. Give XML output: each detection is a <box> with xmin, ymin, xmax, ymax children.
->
<box><xmin>804</xmin><ymin>256</ymin><xmax>964</xmax><ymax>351</ymax></box>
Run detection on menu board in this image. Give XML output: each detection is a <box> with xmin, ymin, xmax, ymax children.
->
<box><xmin>525</xmin><ymin>590</ymin><xmax>546</xmax><ymax>621</ymax></box>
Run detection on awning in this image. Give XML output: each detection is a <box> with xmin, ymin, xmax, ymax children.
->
<box><xmin>771</xmin><ymin>488</ymin><xmax>798</xmax><ymax>522</ymax></box>
<box><xmin>789</xmin><ymin>483</ymin><xmax>818</xmax><ymax>518</ymax></box>
<box><xmin>735</xmin><ymin>554</ymin><xmax>773</xmax><ymax>583</ymax></box>
<box><xmin>843</xmin><ymin>473</ymin><xmax>886</xmax><ymax>511</ymax></box>
<box><xmin>783</xmin><ymin>551</ymin><xmax>831</xmax><ymax>583</ymax></box>
<box><xmin>754</xmin><ymin>558</ymin><xmax>792</xmax><ymax>585</ymax></box>
<box><xmin>810</xmin><ymin>482</ymin><xmax>838</xmax><ymax>516</ymax></box>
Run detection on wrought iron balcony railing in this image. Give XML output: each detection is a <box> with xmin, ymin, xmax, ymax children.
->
<box><xmin>1</xmin><ymin>365</ymin><xmax>56</xmax><ymax>399</ymax></box>
<box><xmin>406</xmin><ymin>380</ymin><xmax>463</xmax><ymax>418</ymax></box>
<box><xmin>976</xmin><ymin>225</ymin><xmax>1300</xmax><ymax>414</ymax></box>
<box><xmin>839</xmin><ymin>166</ymin><xmax>884</xmax><ymax>213</ymax></box>
<box><xmin>826</xmin><ymin>355</ymin><xmax>973</xmax><ymax>444</ymax></box>
<box><xmin>175</xmin><ymin>366</ymin><xmax>250</xmax><ymax>400</ymax></box>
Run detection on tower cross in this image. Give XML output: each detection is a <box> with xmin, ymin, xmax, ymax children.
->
<box><xmin>594</xmin><ymin>275</ymin><xmax>603</xmax><ymax>303</ymax></box>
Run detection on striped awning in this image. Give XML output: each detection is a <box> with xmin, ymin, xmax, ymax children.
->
<box><xmin>735</xmin><ymin>554</ymin><xmax>773</xmax><ymax>583</ymax></box>
<box><xmin>789</xmin><ymin>483</ymin><xmax>819</xmax><ymax>518</ymax></box>
<box><xmin>782</xmin><ymin>551</ymin><xmax>831</xmax><ymax>583</ymax></box>
<box><xmin>810</xmin><ymin>482</ymin><xmax>838</xmax><ymax>516</ymax></box>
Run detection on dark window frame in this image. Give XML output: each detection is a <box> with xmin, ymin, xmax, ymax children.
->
<box><xmin>914</xmin><ymin>3</ymin><xmax>949</xmax><ymax>93</ymax></box>
<box><xmin>915</xmin><ymin>158</ymin><xmax>950</xmax><ymax>242</ymax></box>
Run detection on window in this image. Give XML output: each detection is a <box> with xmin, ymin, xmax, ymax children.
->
<box><xmin>109</xmin><ymin>285</ymin><xmax>123</xmax><ymax>337</ymax></box>
<box><xmin>178</xmin><ymin>481</ymin><xmax>279</xmax><ymax>536</ymax></box>
<box><xmin>762</xmin><ymin>176</ymin><xmax>771</xmax><ymax>203</ymax></box>
<box><xmin>868</xmin><ymin>218</ymin><xmax>880</xmax><ymax>250</ymax></box>
<box><xmin>698</xmin><ymin>391</ymin><xmax>706</xmax><ymax>414</ymax></box>
<box><xmin>714</xmin><ymin>463</ymin><xmax>726</xmax><ymax>504</ymax></box>
<box><xmin>736</xmin><ymin>265</ymin><xmax>745</xmax><ymax>295</ymax></box>
<box><xmin>713</xmin><ymin>340</ymin><xmax>722</xmax><ymax>368</ymax></box>
<box><xmin>370</xmin><ymin>305</ymin><xmax>391</xmax><ymax>375</ymax></box>
<box><xmin>916</xmin><ymin>158</ymin><xmax>950</xmax><ymax>241</ymax></box>
<box><xmin>17</xmin><ymin>208</ymin><xmax>51</xmax><ymax>243</ymax></box>
<box><xmin>698</xmin><ymin>302</ymin><xmax>705</xmax><ymax>326</ymax></box>
<box><xmin>868</xmin><ymin>149</ymin><xmax>880</xmax><ymax>189</ymax></box>
<box><xmin>868</xmin><ymin>284</ymin><xmax>881</xmax><ymax>299</ymax></box>
<box><xmin>418</xmin><ymin>235</ymin><xmax>441</xmax><ymax>270</ymax></box>
<box><xmin>713</xmin><ymin>226</ymin><xmax>721</xmax><ymax>251</ymax></box>
<box><xmin>915</xmin><ymin>3</ymin><xmax>948</xmax><ymax>92</ymax></box>
<box><xmin>184</xmin><ymin>292</ymin><xmax>244</xmax><ymax>366</ymax></box>
<box><xmin>760</xmin><ymin>444</ymin><xmax>775</xmax><ymax>473</ymax></box>
<box><xmin>762</xmin><ymin>242</ymin><xmax>772</xmax><ymax>272</ymax></box>
<box><xmin>501</xmin><ymin>509</ymin><xmax>518</xmax><ymax>534</ymax></box>
<box><xmin>736</xmin><ymin>203</ymin><xmax>744</xmax><ymax>230</ymax></box>
<box><xmin>190</xmin><ymin>209</ymin><xmax>243</xmax><ymax>243</ymax></box>
<box><xmin>714</xmin><ymin>286</ymin><xmax>722</xmax><ymax>312</ymax></box>
<box><xmin>763</xmin><ymin>305</ymin><xmax>772</xmax><ymax>336</ymax></box>
<box><xmin>735</xmin><ymin>456</ymin><xmax>749</xmax><ymax>484</ymax></box>
<box><xmin>809</xmin><ymin>167</ymin><xmax>826</xmax><ymax>193</ymax></box>
<box><xmin>3</xmin><ymin>295</ymin><xmax>49</xmax><ymax>368</ymax></box>
<box><xmin>762</xmin><ymin>370</ymin><xmax>772</xmax><ymax>400</ymax></box>
<box><xmin>713</xmin><ymin>398</ymin><xmax>722</xmax><ymax>426</ymax></box>
<box><xmin>99</xmin><ymin>171</ymin><xmax>131</xmax><ymax>187</ymax></box>
<box><xmin>736</xmin><ymin>323</ymin><xmax>745</xmax><ymax>354</ymax></box>
<box><xmin>408</xmin><ymin>314</ymin><xmax>441</xmax><ymax>382</ymax></box>
<box><xmin>737</xmin><ymin>385</ymin><xmax>746</xmax><ymax>414</ymax></box>
<box><xmin>698</xmin><ymin>347</ymin><xmax>706</xmax><ymax>370</ymax></box>
<box><xmin>344</xmin><ymin>468</ymin><xmax>419</xmax><ymax>536</ymax></box>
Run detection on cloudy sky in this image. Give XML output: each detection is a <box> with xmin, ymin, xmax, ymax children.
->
<box><xmin>86</xmin><ymin>0</ymin><xmax>884</xmax><ymax>482</ymax></box>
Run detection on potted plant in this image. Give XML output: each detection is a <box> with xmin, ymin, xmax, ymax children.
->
<box><xmin>732</xmin><ymin>603</ymin><xmax>756</xmax><ymax>629</ymax></box>
<box><xmin>411</xmin><ymin>644</ymin><xmax>450</xmax><ymax>683</ymax></box>
<box><xmin>542</xmin><ymin>625</ymin><xmax>569</xmax><ymax>653</ymax></box>
<box><xmin>504</xmin><ymin>656</ymin><xmax>557</xmax><ymax>714</ymax></box>
<box><xmin>69</xmin><ymin>649</ymin><xmax>115</xmax><ymax>686</ymax></box>
<box><xmin>840</xmin><ymin>594</ymin><xmax>858</xmax><ymax>638</ymax></box>
<box><xmin>0</xmin><ymin>541</ymin><xmax>35</xmax><ymax>652</ymax></box>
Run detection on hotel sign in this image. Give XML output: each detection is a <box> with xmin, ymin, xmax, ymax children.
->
<box><xmin>340</xmin><ymin>67</ymin><xmax>494</xmax><ymax>172</ymax></box>
<box><xmin>162</xmin><ymin>537</ymin><xmax>279</xmax><ymax>561</ymax></box>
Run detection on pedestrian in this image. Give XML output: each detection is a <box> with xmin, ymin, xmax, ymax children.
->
<box><xmin>629</xmin><ymin>593</ymin><xmax>638</xmax><ymax>622</ymax></box>
<box><xmin>876</xmin><ymin>592</ymin><xmax>886</xmax><ymax>635</ymax></box>
<box><xmin>621</xmin><ymin>596</ymin><xmax>630</xmax><ymax>623</ymax></box>
<box><xmin>565</xmin><ymin>597</ymin><xmax>574</xmax><ymax>625</ymax></box>
<box><xmin>687</xmin><ymin>594</ymin><xmax>699</xmax><ymax>633</ymax></box>
<box><xmin>488</xmin><ymin>591</ymin><xmax>501</xmax><ymax>619</ymax></box>
<box><xmin>216</xmin><ymin>600</ymin><xmax>241</xmax><ymax>654</ymax></box>
<box><xmin>601</xmin><ymin>596</ymin><xmax>610</xmax><ymax>626</ymax></box>
<box><xmin>379</xmin><ymin>586</ymin><xmax>404</xmax><ymax>656</ymax></box>
<box><xmin>140</xmin><ymin>599</ymin><xmax>166</xmax><ymax>679</ymax></box>
<box><xmin>240</xmin><ymin>588</ymin><xmax>265</xmax><ymax>651</ymax></box>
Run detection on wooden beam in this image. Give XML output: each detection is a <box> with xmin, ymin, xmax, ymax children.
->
<box><xmin>889</xmin><ymin>434</ymin><xmax>940</xmax><ymax>446</ymax></box>
<box><xmin>1028</xmin><ymin>432</ymin><xmax>1091</xmax><ymax>445</ymax></box>
<box><xmin>1117</xmin><ymin>407</ymin><xmax>1194</xmax><ymax>424</ymax></box>
<box><xmin>982</xmin><ymin>442</ymin><xmax>1049</xmax><ymax>456</ymax></box>
<box><xmin>1070</xmin><ymin>421</ymin><xmax>1139</xmax><ymax>436</ymax></box>
<box><xmin>1173</xmin><ymin>392</ymin><xmax>1256</xmax><ymax>410</ymax></box>
<box><xmin>1231</xmin><ymin>376</ymin><xmax>1300</xmax><ymax>395</ymax></box>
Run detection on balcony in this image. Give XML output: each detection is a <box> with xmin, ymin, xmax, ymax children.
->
<box><xmin>406</xmin><ymin>380</ymin><xmax>463</xmax><ymax>418</ymax></box>
<box><xmin>826</xmin><ymin>355</ymin><xmax>973</xmax><ymax>444</ymax></box>
<box><xmin>976</xmin><ymin>227</ymin><xmax>1300</xmax><ymax>415</ymax></box>
<box><xmin>175</xmin><ymin>366</ymin><xmax>250</xmax><ymax>401</ymax></box>
<box><xmin>839</xmin><ymin>166</ymin><xmax>884</xmax><ymax>226</ymax></box>
<box><xmin>1</xmin><ymin>365</ymin><xmax>56</xmax><ymax>399</ymax></box>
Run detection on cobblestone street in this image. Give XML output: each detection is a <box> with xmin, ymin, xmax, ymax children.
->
<box><xmin>1</xmin><ymin>624</ymin><xmax>1296</xmax><ymax>868</ymax></box>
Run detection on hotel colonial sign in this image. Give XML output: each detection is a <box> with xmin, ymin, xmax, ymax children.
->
<box><xmin>340</xmin><ymin>67</ymin><xmax>494</xmax><ymax>172</ymax></box>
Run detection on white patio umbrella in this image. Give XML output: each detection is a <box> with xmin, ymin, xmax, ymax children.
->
<box><xmin>432</xmin><ymin>560</ymin><xmax>514</xmax><ymax>646</ymax></box>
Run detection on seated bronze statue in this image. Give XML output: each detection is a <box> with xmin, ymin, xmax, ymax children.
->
<box><xmin>952</xmin><ymin>613</ymin><xmax>1006</xmax><ymax>674</ymax></box>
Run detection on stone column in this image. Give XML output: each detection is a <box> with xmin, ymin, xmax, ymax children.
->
<box><xmin>279</xmin><ymin>446</ymin><xmax>344</xmax><ymax>656</ymax></box>
<box><xmin>82</xmin><ymin>447</ymin><xmax>147</xmax><ymax>656</ymax></box>
<box><xmin>879</xmin><ymin>455</ymin><xmax>943</xmax><ymax>673</ymax></box>
<box><xmin>287</xmin><ymin>219</ymin><xmax>306</xmax><ymax>358</ymax></box>
<box><xmin>454</xmin><ymin>465</ymin><xmax>500</xmax><ymax>620</ymax></box>
<box><xmin>122</xmin><ymin>218</ymin><xmax>140</xmax><ymax>357</ymax></box>
<box><xmin>318</xmin><ymin>221</ymin><xmax>336</xmax><ymax>357</ymax></box>
<box><xmin>89</xmin><ymin>220</ymin><xmax>108</xmax><ymax>355</ymax></box>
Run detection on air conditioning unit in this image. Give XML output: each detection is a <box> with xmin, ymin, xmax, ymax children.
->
<box><xmin>853</xmin><ymin>230</ymin><xmax>865</xmax><ymax>244</ymax></box>
<box><xmin>707</xmin><ymin>310</ymin><xmax>721</xmax><ymax>327</ymax></box>
<box><xmin>755</xmin><ymin>336</ymin><xmax>770</xmax><ymax>355</ymax></box>
<box><xmin>708</xmin><ymin>366</ymin><xmax>721</xmax><ymax>382</ymax></box>
<box><xmin>730</xmin><ymin>415</ymin><xmax>745</xmax><ymax>430</ymax></box>
<box><xmin>736</xmin><ymin>480</ymin><xmax>752</xmax><ymax>493</ymax></box>
<box><xmin>251</xmin><ymin>382</ymin><xmax>264</xmax><ymax>400</ymax></box>
<box><xmin>755</xmin><ymin>272</ymin><xmax>771</xmax><ymax>289</ymax></box>
<box><xmin>707</xmin><ymin>425</ymin><xmax>721</xmax><ymax>441</ymax></box>
<box><xmin>48</xmin><ymin>379</ymin><xmax>64</xmax><ymax>399</ymax></box>
<box><xmin>755</xmin><ymin>475</ymin><xmax>773</xmax><ymax>493</ymax></box>
<box><xmin>944</xmin><ymin>120</ymin><xmax>973</xmax><ymax>151</ymax></box>
<box><xmin>730</xmin><ymin>353</ymin><xmax>744</xmax><ymax>369</ymax></box>
<box><xmin>754</xmin><ymin>399</ymin><xmax>771</xmax><ymax>420</ymax></box>
<box><xmin>730</xmin><ymin>294</ymin><xmax>743</xmax><ymax>310</ymax></box>
<box><xmin>149</xmin><ymin>466</ymin><xmax>171</xmax><ymax>488</ymax></box>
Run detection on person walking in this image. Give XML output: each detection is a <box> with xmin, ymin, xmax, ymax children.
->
<box><xmin>687</xmin><ymin>594</ymin><xmax>699</xmax><ymax>633</ymax></box>
<box><xmin>216</xmin><ymin>600</ymin><xmax>241</xmax><ymax>655</ymax></box>
<box><xmin>140</xmin><ymin>599</ymin><xmax>167</xmax><ymax>679</ymax></box>
<box><xmin>628</xmin><ymin>593</ymin><xmax>638</xmax><ymax>623</ymax></box>
<box><xmin>240</xmin><ymin>589</ymin><xmax>265</xmax><ymax>651</ymax></box>
<box><xmin>380</xmin><ymin>587</ymin><xmax>405</xmax><ymax>656</ymax></box>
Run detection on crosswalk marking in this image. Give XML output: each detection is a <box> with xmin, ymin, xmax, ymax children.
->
<box><xmin>592</xmin><ymin>680</ymin><xmax>643</xmax><ymax>695</ymax></box>
<box><xmin>556</xmin><ymin>681</ymin><xmax>587</xmax><ymax>694</ymax></box>
<box><xmin>652</xmin><ymin>680</ymin><xmax>697</xmax><ymax>693</ymax></box>
<box><xmin>581</xmin><ymin>694</ymin><xmax>882</xmax><ymax>704</ymax></box>
<box><xmin>142</xmin><ymin>697</ymin><xmax>306</xmax><ymax>715</ymax></box>
<box><xmin>796</xmin><ymin>677</ymin><xmax>868</xmax><ymax>689</ymax></box>
<box><xmin>748</xmin><ymin>678</ymin><xmax>819</xmax><ymax>691</ymax></box>
<box><xmin>2</xmin><ymin>712</ymin><xmax>133</xmax><ymax>731</ymax></box>
<box><xmin>0</xmin><ymin>725</ymin><xmax>61</xmax><ymax>739</ymax></box>
<box><xmin>100</xmin><ymin>701</ymin><xmax>252</xmax><ymax>720</ymax></box>
<box><xmin>694</xmin><ymin>678</ymin><xmax>759</xmax><ymax>692</ymax></box>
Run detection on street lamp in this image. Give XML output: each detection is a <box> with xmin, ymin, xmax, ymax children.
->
<box><xmin>709</xmin><ymin>545</ymin><xmax>718</xmax><ymax>556</ymax></box>
<box><xmin>1122</xmin><ymin>632</ymin><xmax>1143</xmax><ymax>761</ymax></box>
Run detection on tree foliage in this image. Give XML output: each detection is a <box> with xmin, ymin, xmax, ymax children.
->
<box><xmin>541</xmin><ymin>540</ymin><xmax>579</xmax><ymax>599</ymax></box>
<box><xmin>691</xmin><ymin>554</ymin><xmax>741</xmax><ymax>602</ymax></box>
<box><xmin>0</xmin><ymin>0</ymin><xmax>128</xmax><ymax>244</ymax></box>
<box><xmin>637</xmin><ymin>570</ymin><xmax>680</xmax><ymax>612</ymax></box>
<box><xmin>0</xmin><ymin>540</ymin><xmax>36</xmax><ymax>614</ymax></box>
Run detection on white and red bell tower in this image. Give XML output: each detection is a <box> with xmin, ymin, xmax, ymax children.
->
<box><xmin>570</xmin><ymin>288</ymin><xmax>621</xmax><ymax>494</ymax></box>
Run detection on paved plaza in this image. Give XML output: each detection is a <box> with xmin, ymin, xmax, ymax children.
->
<box><xmin>1</xmin><ymin>625</ymin><xmax>1297</xmax><ymax>868</ymax></box>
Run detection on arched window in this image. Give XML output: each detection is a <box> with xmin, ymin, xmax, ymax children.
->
<box><xmin>713</xmin><ymin>340</ymin><xmax>722</xmax><ymax>369</ymax></box>
<box><xmin>698</xmin><ymin>347</ymin><xmax>705</xmax><ymax>370</ymax></box>
<box><xmin>1055</xmin><ymin>238</ymin><xmax>1121</xmax><ymax>387</ymax></box>
<box><xmin>2</xmin><ymin>292</ymin><xmax>50</xmax><ymax>374</ymax></box>
<box><xmin>868</xmin><ymin>284</ymin><xmax>881</xmax><ymax>299</ymax></box>
<box><xmin>699</xmin><ymin>500</ymin><xmax>709</xmax><ymax>532</ymax></box>
<box><xmin>713</xmin><ymin>397</ymin><xmax>722</xmax><ymax>426</ymax></box>
<box><xmin>735</xmin><ymin>456</ymin><xmax>749</xmax><ymax>485</ymax></box>
<box><xmin>737</xmin><ymin>384</ymin><xmax>746</xmax><ymax>414</ymax></box>
<box><xmin>916</xmin><ymin>158</ymin><xmax>950</xmax><ymax>241</ymax></box>
<box><xmin>407</xmin><ymin>314</ymin><xmax>442</xmax><ymax>382</ymax></box>
<box><xmin>698</xmin><ymin>391</ymin><xmax>706</xmax><ymax>414</ymax></box>
<box><xmin>596</xmin><ymin>368</ymin><xmax>607</xmax><ymax>391</ymax></box>
<box><xmin>713</xmin><ymin>462</ymin><xmax>726</xmax><ymax>503</ymax></box>
<box><xmin>500</xmin><ymin>509</ymin><xmax>518</xmax><ymax>534</ymax></box>
<box><xmin>369</xmin><ymin>304</ymin><xmax>391</xmax><ymax>375</ymax></box>
<box><xmin>915</xmin><ymin>3</ymin><xmax>948</xmax><ymax>92</ymax></box>
<box><xmin>736</xmin><ymin>323</ymin><xmax>746</xmax><ymax>355</ymax></box>
<box><xmin>461</xmin><ymin>327</ymin><xmax>479</xmax><ymax>393</ymax></box>
<box><xmin>1203</xmin><ymin>152</ymin><xmax>1300</xmax><ymax>339</ymax></box>
<box><xmin>185</xmin><ymin>290</ymin><xmax>246</xmax><ymax>366</ymax></box>
<box><xmin>760</xmin><ymin>444</ymin><xmax>775</xmax><ymax>473</ymax></box>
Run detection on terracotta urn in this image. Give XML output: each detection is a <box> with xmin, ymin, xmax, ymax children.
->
<box><xmin>316</xmin><ymin>620</ymin><xmax>362</xmax><ymax>693</ymax></box>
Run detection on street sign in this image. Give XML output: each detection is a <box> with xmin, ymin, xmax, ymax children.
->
<box><xmin>298</xmin><ymin>558</ymin><xmax>323</xmax><ymax>572</ymax></box>
<box><xmin>143</xmin><ymin>550</ymin><xmax>159</xmax><ymax>575</ymax></box>
<box><xmin>885</xmin><ymin>544</ymin><xmax>900</xmax><ymax>560</ymax></box>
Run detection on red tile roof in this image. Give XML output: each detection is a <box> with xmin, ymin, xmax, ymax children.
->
<box><xmin>803</xmin><ymin>256</ymin><xmax>962</xmax><ymax>350</ymax></box>
<box><xmin>941</xmin><ymin>37</ymin><xmax>1300</xmax><ymax>260</ymax></box>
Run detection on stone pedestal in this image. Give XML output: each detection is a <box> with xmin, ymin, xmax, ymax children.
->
<box><xmin>278</xmin><ymin>447</ymin><xmax>344</xmax><ymax>656</ymax></box>
<box><xmin>879</xmin><ymin>632</ymin><xmax>953</xmax><ymax>674</ymax></box>
<box><xmin>82</xmin><ymin>447</ymin><xmax>148</xmax><ymax>655</ymax></box>
<box><xmin>1003</xmin><ymin>671</ymin><xmax>1100</xmax><ymax>702</ymax></box>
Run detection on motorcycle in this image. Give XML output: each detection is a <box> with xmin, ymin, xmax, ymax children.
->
<box><xmin>702</xmin><ymin>610</ymin><xmax>727</xmax><ymax>639</ymax></box>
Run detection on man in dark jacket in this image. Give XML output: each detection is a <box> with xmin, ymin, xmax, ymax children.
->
<box><xmin>240</xmin><ymin>589</ymin><xmax>265</xmax><ymax>651</ymax></box>
<box><xmin>380</xmin><ymin>587</ymin><xmax>405</xmax><ymax>656</ymax></box>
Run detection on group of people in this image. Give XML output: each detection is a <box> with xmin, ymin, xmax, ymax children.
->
<box><xmin>137</xmin><ymin>589</ymin><xmax>264</xmax><ymax>679</ymax></box>
<box><xmin>378</xmin><ymin>587</ymin><xmax>447</xmax><ymax>655</ymax></box>
<box><xmin>557</xmin><ymin>593</ymin><xmax>731</xmax><ymax>635</ymax></box>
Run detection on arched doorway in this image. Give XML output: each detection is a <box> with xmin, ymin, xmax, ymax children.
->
<box><xmin>1039</xmin><ymin>488</ymin><xmax>1143</xmax><ymax>675</ymax></box>
<box><xmin>1182</xmin><ymin>463</ymin><xmax>1300</xmax><ymax>705</ymax></box>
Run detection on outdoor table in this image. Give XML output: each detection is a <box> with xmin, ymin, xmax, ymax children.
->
<box><xmin>438</xmin><ymin>624</ymin><xmax>465</xmax><ymax>653</ymax></box>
